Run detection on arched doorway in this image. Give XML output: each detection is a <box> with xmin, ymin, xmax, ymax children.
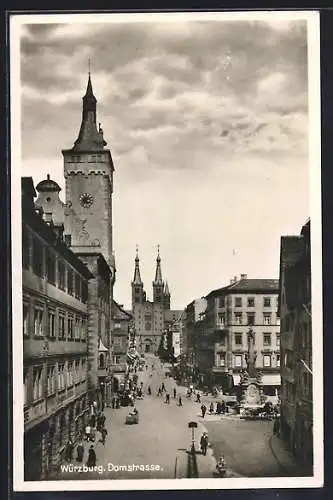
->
<box><xmin>144</xmin><ymin>338</ymin><xmax>153</xmax><ymax>353</ymax></box>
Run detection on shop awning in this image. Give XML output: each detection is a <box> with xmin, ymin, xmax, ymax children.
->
<box><xmin>262</xmin><ymin>374</ymin><xmax>281</xmax><ymax>386</ymax></box>
<box><xmin>98</xmin><ymin>339</ymin><xmax>108</xmax><ymax>352</ymax></box>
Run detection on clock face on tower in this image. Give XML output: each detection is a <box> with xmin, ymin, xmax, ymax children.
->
<box><xmin>79</xmin><ymin>192</ymin><xmax>94</xmax><ymax>208</ymax></box>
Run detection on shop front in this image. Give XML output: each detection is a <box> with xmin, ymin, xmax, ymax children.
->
<box><xmin>24</xmin><ymin>421</ymin><xmax>48</xmax><ymax>481</ymax></box>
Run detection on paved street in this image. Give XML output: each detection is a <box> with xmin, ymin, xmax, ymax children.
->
<box><xmin>204</xmin><ymin>416</ymin><xmax>309</xmax><ymax>478</ymax></box>
<box><xmin>58</xmin><ymin>355</ymin><xmax>216</xmax><ymax>480</ymax></box>
<box><xmin>57</xmin><ymin>355</ymin><xmax>306</xmax><ymax>480</ymax></box>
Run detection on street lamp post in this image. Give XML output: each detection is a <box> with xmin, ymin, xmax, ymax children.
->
<box><xmin>188</xmin><ymin>421</ymin><xmax>198</xmax><ymax>453</ymax></box>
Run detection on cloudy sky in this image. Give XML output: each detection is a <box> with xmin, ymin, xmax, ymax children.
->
<box><xmin>16</xmin><ymin>13</ymin><xmax>314</xmax><ymax>309</ymax></box>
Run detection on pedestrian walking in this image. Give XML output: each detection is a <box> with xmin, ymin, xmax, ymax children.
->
<box><xmin>161</xmin><ymin>383</ymin><xmax>166</xmax><ymax>392</ymax></box>
<box><xmin>165</xmin><ymin>393</ymin><xmax>170</xmax><ymax>404</ymax></box>
<box><xmin>201</xmin><ymin>404</ymin><xmax>207</xmax><ymax>418</ymax></box>
<box><xmin>76</xmin><ymin>441</ymin><xmax>84</xmax><ymax>463</ymax></box>
<box><xmin>196</xmin><ymin>392</ymin><xmax>201</xmax><ymax>403</ymax></box>
<box><xmin>64</xmin><ymin>439</ymin><xmax>74</xmax><ymax>462</ymax></box>
<box><xmin>86</xmin><ymin>445</ymin><xmax>96</xmax><ymax>467</ymax></box>
<box><xmin>200</xmin><ymin>432</ymin><xmax>209</xmax><ymax>456</ymax></box>
<box><xmin>147</xmin><ymin>386</ymin><xmax>151</xmax><ymax>395</ymax></box>
<box><xmin>178</xmin><ymin>396</ymin><xmax>182</xmax><ymax>407</ymax></box>
<box><xmin>100</xmin><ymin>427</ymin><xmax>108</xmax><ymax>445</ymax></box>
<box><xmin>173</xmin><ymin>388</ymin><xmax>177</xmax><ymax>399</ymax></box>
<box><xmin>209</xmin><ymin>402</ymin><xmax>214</xmax><ymax>414</ymax></box>
<box><xmin>157</xmin><ymin>387</ymin><xmax>162</xmax><ymax>397</ymax></box>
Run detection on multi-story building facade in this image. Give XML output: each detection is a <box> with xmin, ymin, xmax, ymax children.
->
<box><xmin>131</xmin><ymin>248</ymin><xmax>181</xmax><ymax>354</ymax></box>
<box><xmin>22</xmin><ymin>177</ymin><xmax>93</xmax><ymax>480</ymax></box>
<box><xmin>212</xmin><ymin>276</ymin><xmax>280</xmax><ymax>393</ymax></box>
<box><xmin>34</xmin><ymin>73</ymin><xmax>116</xmax><ymax>409</ymax></box>
<box><xmin>111</xmin><ymin>301</ymin><xmax>134</xmax><ymax>392</ymax></box>
<box><xmin>183</xmin><ymin>298</ymin><xmax>208</xmax><ymax>384</ymax></box>
<box><xmin>279</xmin><ymin>219</ymin><xmax>312</xmax><ymax>472</ymax></box>
<box><xmin>184</xmin><ymin>277</ymin><xmax>280</xmax><ymax>394</ymax></box>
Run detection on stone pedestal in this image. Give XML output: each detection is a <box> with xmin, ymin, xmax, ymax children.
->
<box><xmin>239</xmin><ymin>378</ymin><xmax>264</xmax><ymax>415</ymax></box>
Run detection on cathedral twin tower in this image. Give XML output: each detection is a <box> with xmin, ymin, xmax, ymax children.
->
<box><xmin>35</xmin><ymin>71</ymin><xmax>179</xmax><ymax>356</ymax></box>
<box><xmin>131</xmin><ymin>247</ymin><xmax>179</xmax><ymax>355</ymax></box>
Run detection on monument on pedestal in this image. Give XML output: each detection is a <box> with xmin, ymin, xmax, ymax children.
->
<box><xmin>239</xmin><ymin>329</ymin><xmax>265</xmax><ymax>415</ymax></box>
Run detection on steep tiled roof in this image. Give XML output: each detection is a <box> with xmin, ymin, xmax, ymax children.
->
<box><xmin>206</xmin><ymin>279</ymin><xmax>278</xmax><ymax>297</ymax></box>
<box><xmin>228</xmin><ymin>278</ymin><xmax>279</xmax><ymax>293</ymax></box>
<box><xmin>113</xmin><ymin>300</ymin><xmax>133</xmax><ymax>320</ymax></box>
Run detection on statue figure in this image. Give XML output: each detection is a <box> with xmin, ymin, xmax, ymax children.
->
<box><xmin>246</xmin><ymin>329</ymin><xmax>257</xmax><ymax>378</ymax></box>
<box><xmin>239</xmin><ymin>368</ymin><xmax>249</xmax><ymax>385</ymax></box>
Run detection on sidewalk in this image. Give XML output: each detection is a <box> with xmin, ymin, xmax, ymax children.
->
<box><xmin>269</xmin><ymin>434</ymin><xmax>312</xmax><ymax>477</ymax></box>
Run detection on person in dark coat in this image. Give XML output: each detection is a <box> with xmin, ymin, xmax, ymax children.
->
<box><xmin>173</xmin><ymin>388</ymin><xmax>177</xmax><ymax>399</ymax></box>
<box><xmin>64</xmin><ymin>439</ymin><xmax>74</xmax><ymax>462</ymax></box>
<box><xmin>201</xmin><ymin>404</ymin><xmax>207</xmax><ymax>418</ymax></box>
<box><xmin>86</xmin><ymin>445</ymin><xmax>96</xmax><ymax>466</ymax></box>
<box><xmin>196</xmin><ymin>393</ymin><xmax>201</xmax><ymax>403</ymax></box>
<box><xmin>178</xmin><ymin>396</ymin><xmax>182</xmax><ymax>406</ymax></box>
<box><xmin>209</xmin><ymin>402</ymin><xmax>214</xmax><ymax>414</ymax></box>
<box><xmin>200</xmin><ymin>432</ymin><xmax>209</xmax><ymax>455</ymax></box>
<box><xmin>161</xmin><ymin>383</ymin><xmax>166</xmax><ymax>392</ymax></box>
<box><xmin>76</xmin><ymin>441</ymin><xmax>84</xmax><ymax>462</ymax></box>
<box><xmin>165</xmin><ymin>393</ymin><xmax>170</xmax><ymax>404</ymax></box>
<box><xmin>147</xmin><ymin>386</ymin><xmax>151</xmax><ymax>395</ymax></box>
<box><xmin>100</xmin><ymin>427</ymin><xmax>108</xmax><ymax>445</ymax></box>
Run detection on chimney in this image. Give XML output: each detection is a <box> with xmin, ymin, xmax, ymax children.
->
<box><xmin>240</xmin><ymin>274</ymin><xmax>247</xmax><ymax>280</ymax></box>
<box><xmin>230</xmin><ymin>278</ymin><xmax>234</xmax><ymax>285</ymax></box>
<box><xmin>234</xmin><ymin>276</ymin><xmax>238</xmax><ymax>283</ymax></box>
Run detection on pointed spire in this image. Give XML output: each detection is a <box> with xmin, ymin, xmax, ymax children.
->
<box><xmin>85</xmin><ymin>72</ymin><xmax>94</xmax><ymax>96</ymax></box>
<box><xmin>154</xmin><ymin>244</ymin><xmax>163</xmax><ymax>285</ymax></box>
<box><xmin>132</xmin><ymin>245</ymin><xmax>143</xmax><ymax>285</ymax></box>
<box><xmin>72</xmin><ymin>69</ymin><xmax>107</xmax><ymax>151</ymax></box>
<box><xmin>164</xmin><ymin>280</ymin><xmax>170</xmax><ymax>296</ymax></box>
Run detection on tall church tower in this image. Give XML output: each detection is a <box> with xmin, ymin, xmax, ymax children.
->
<box><xmin>62</xmin><ymin>72</ymin><xmax>115</xmax><ymax>273</ymax></box>
<box><xmin>131</xmin><ymin>247</ymin><xmax>144</xmax><ymax>306</ymax></box>
<box><xmin>153</xmin><ymin>247</ymin><xmax>164</xmax><ymax>304</ymax></box>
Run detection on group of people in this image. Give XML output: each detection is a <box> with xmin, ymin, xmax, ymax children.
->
<box><xmin>63</xmin><ymin>436</ymin><xmax>99</xmax><ymax>467</ymax></box>
<box><xmin>209</xmin><ymin>401</ymin><xmax>229</xmax><ymax>415</ymax></box>
<box><xmin>154</xmin><ymin>382</ymin><xmax>183</xmax><ymax>407</ymax></box>
<box><xmin>84</xmin><ymin>411</ymin><xmax>108</xmax><ymax>445</ymax></box>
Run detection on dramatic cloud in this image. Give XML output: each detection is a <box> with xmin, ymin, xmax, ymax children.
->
<box><xmin>16</xmin><ymin>13</ymin><xmax>313</xmax><ymax>308</ymax></box>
